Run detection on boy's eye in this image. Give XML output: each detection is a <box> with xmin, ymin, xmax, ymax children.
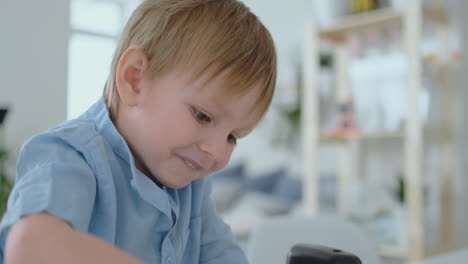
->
<box><xmin>193</xmin><ymin>108</ymin><xmax>211</xmax><ymax>123</ymax></box>
<box><xmin>228</xmin><ymin>134</ymin><xmax>237</xmax><ymax>145</ymax></box>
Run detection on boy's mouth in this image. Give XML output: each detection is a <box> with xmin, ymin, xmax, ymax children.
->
<box><xmin>177</xmin><ymin>154</ymin><xmax>204</xmax><ymax>170</ymax></box>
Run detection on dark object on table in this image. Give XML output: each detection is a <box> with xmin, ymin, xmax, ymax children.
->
<box><xmin>0</xmin><ymin>108</ymin><xmax>8</xmax><ymax>126</ymax></box>
<box><xmin>287</xmin><ymin>244</ymin><xmax>362</xmax><ymax>264</ymax></box>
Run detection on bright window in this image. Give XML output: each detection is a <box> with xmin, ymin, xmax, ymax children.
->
<box><xmin>70</xmin><ymin>0</ymin><xmax>122</xmax><ymax>36</ymax></box>
<box><xmin>68</xmin><ymin>34</ymin><xmax>116</xmax><ymax>118</ymax></box>
<box><xmin>68</xmin><ymin>0</ymin><xmax>136</xmax><ymax>119</ymax></box>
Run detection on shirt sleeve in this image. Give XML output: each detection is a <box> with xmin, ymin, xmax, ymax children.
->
<box><xmin>198</xmin><ymin>180</ymin><xmax>249</xmax><ymax>264</ymax></box>
<box><xmin>0</xmin><ymin>132</ymin><xmax>97</xmax><ymax>259</ymax></box>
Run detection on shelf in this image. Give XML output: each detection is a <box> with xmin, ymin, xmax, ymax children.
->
<box><xmin>321</xmin><ymin>6</ymin><xmax>449</xmax><ymax>43</ymax></box>
<box><xmin>319</xmin><ymin>126</ymin><xmax>453</xmax><ymax>143</ymax></box>
<box><xmin>424</xmin><ymin>51</ymin><xmax>462</xmax><ymax>65</ymax></box>
<box><xmin>320</xmin><ymin>131</ymin><xmax>403</xmax><ymax>143</ymax></box>
<box><xmin>303</xmin><ymin>1</ymin><xmax>455</xmax><ymax>260</ymax></box>
<box><xmin>320</xmin><ymin>8</ymin><xmax>401</xmax><ymax>42</ymax></box>
<box><xmin>423</xmin><ymin>5</ymin><xmax>449</xmax><ymax>24</ymax></box>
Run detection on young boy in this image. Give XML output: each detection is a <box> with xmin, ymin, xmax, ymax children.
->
<box><xmin>0</xmin><ymin>0</ymin><xmax>276</xmax><ymax>263</ymax></box>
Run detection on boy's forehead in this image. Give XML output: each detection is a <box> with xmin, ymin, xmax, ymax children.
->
<box><xmin>203</xmin><ymin>76</ymin><xmax>262</xmax><ymax>108</ymax></box>
<box><xmin>191</xmin><ymin>66</ymin><xmax>263</xmax><ymax>100</ymax></box>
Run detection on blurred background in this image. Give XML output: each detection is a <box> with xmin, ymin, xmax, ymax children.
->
<box><xmin>1</xmin><ymin>0</ymin><xmax>468</xmax><ymax>263</ymax></box>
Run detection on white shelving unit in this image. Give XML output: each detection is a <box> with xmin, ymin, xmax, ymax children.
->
<box><xmin>301</xmin><ymin>1</ymin><xmax>455</xmax><ymax>261</ymax></box>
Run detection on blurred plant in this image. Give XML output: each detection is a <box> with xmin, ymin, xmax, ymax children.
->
<box><xmin>0</xmin><ymin>108</ymin><xmax>12</xmax><ymax>217</ymax></box>
<box><xmin>272</xmin><ymin>104</ymin><xmax>302</xmax><ymax>151</ymax></box>
<box><xmin>0</xmin><ymin>147</ymin><xmax>11</xmax><ymax>217</ymax></box>
<box><xmin>392</xmin><ymin>172</ymin><xmax>405</xmax><ymax>205</ymax></box>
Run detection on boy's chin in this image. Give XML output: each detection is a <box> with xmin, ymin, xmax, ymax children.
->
<box><xmin>162</xmin><ymin>180</ymin><xmax>190</xmax><ymax>189</ymax></box>
<box><xmin>153</xmin><ymin>174</ymin><xmax>198</xmax><ymax>190</ymax></box>
<box><xmin>172</xmin><ymin>183</ymin><xmax>192</xmax><ymax>190</ymax></box>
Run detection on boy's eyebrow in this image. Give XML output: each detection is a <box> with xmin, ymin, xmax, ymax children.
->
<box><xmin>210</xmin><ymin>98</ymin><xmax>257</xmax><ymax>137</ymax></box>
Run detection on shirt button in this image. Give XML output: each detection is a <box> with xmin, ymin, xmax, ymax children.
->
<box><xmin>166</xmin><ymin>256</ymin><xmax>173</xmax><ymax>264</ymax></box>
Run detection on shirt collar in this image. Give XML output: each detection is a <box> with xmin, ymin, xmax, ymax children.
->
<box><xmin>82</xmin><ymin>98</ymin><xmax>173</xmax><ymax>217</ymax></box>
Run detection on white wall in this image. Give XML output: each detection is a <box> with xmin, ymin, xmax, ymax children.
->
<box><xmin>450</xmin><ymin>0</ymin><xmax>468</xmax><ymax>249</ymax></box>
<box><xmin>0</xmin><ymin>0</ymin><xmax>70</xmax><ymax>180</ymax></box>
<box><xmin>452</xmin><ymin>58</ymin><xmax>468</xmax><ymax>249</ymax></box>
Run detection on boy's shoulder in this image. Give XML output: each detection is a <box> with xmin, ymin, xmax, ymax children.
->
<box><xmin>25</xmin><ymin>117</ymin><xmax>100</xmax><ymax>152</ymax></box>
<box><xmin>49</xmin><ymin>118</ymin><xmax>98</xmax><ymax>139</ymax></box>
<box><xmin>16</xmin><ymin>117</ymin><xmax>105</xmax><ymax>178</ymax></box>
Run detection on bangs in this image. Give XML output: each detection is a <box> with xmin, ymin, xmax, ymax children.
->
<box><xmin>141</xmin><ymin>0</ymin><xmax>276</xmax><ymax>121</ymax></box>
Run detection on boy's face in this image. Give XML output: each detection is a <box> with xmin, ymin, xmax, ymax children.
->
<box><xmin>117</xmin><ymin>58</ymin><xmax>262</xmax><ymax>189</ymax></box>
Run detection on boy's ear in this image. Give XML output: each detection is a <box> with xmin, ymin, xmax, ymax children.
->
<box><xmin>116</xmin><ymin>45</ymin><xmax>149</xmax><ymax>106</ymax></box>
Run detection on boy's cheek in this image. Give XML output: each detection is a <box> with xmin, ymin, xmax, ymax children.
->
<box><xmin>214</xmin><ymin>156</ymin><xmax>231</xmax><ymax>172</ymax></box>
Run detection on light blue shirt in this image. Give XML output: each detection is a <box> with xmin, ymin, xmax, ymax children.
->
<box><xmin>0</xmin><ymin>99</ymin><xmax>247</xmax><ymax>264</ymax></box>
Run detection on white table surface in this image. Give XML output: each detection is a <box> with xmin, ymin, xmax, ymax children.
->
<box><xmin>407</xmin><ymin>248</ymin><xmax>468</xmax><ymax>264</ymax></box>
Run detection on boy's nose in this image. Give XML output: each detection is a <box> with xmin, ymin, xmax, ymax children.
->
<box><xmin>198</xmin><ymin>135</ymin><xmax>231</xmax><ymax>169</ymax></box>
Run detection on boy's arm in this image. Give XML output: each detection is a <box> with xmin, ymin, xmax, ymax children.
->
<box><xmin>1</xmin><ymin>131</ymin><xmax>143</xmax><ymax>264</ymax></box>
<box><xmin>5</xmin><ymin>213</ymin><xmax>143</xmax><ymax>264</ymax></box>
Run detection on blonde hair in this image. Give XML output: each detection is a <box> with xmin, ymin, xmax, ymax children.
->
<box><xmin>104</xmin><ymin>0</ymin><xmax>276</xmax><ymax>121</ymax></box>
